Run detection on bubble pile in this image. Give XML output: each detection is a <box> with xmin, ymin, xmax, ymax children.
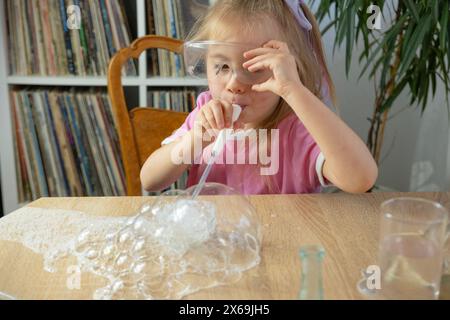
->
<box><xmin>46</xmin><ymin>183</ymin><xmax>262</xmax><ymax>299</ymax></box>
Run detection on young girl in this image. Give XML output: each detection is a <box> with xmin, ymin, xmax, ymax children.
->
<box><xmin>140</xmin><ymin>0</ymin><xmax>378</xmax><ymax>194</ymax></box>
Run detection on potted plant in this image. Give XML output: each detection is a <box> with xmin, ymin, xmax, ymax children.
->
<box><xmin>314</xmin><ymin>0</ymin><xmax>450</xmax><ymax>167</ymax></box>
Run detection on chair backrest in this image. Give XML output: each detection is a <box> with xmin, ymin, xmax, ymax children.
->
<box><xmin>108</xmin><ymin>35</ymin><xmax>188</xmax><ymax>196</ymax></box>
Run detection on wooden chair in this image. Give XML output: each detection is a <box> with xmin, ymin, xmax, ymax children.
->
<box><xmin>108</xmin><ymin>35</ymin><xmax>188</xmax><ymax>196</ymax></box>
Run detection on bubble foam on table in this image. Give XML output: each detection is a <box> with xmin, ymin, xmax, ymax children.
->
<box><xmin>0</xmin><ymin>184</ymin><xmax>261</xmax><ymax>300</ymax></box>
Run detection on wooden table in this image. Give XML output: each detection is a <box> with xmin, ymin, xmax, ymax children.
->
<box><xmin>0</xmin><ymin>192</ymin><xmax>449</xmax><ymax>300</ymax></box>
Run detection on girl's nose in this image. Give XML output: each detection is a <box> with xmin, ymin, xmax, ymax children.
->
<box><xmin>226</xmin><ymin>74</ymin><xmax>248</xmax><ymax>94</ymax></box>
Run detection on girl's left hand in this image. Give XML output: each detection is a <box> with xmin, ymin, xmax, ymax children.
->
<box><xmin>243</xmin><ymin>40</ymin><xmax>303</xmax><ymax>98</ymax></box>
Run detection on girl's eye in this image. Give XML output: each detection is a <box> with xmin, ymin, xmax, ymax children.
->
<box><xmin>214</xmin><ymin>64</ymin><xmax>230</xmax><ymax>75</ymax></box>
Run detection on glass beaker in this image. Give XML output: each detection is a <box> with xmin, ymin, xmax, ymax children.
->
<box><xmin>378</xmin><ymin>197</ymin><xmax>449</xmax><ymax>299</ymax></box>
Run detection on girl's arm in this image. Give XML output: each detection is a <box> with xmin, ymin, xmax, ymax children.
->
<box><xmin>140</xmin><ymin>131</ymin><xmax>195</xmax><ymax>192</ymax></box>
<box><xmin>140</xmin><ymin>99</ymin><xmax>236</xmax><ymax>192</ymax></box>
<box><xmin>283</xmin><ymin>84</ymin><xmax>378</xmax><ymax>193</ymax></box>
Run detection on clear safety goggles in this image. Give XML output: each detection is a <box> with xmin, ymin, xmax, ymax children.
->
<box><xmin>183</xmin><ymin>41</ymin><xmax>272</xmax><ymax>85</ymax></box>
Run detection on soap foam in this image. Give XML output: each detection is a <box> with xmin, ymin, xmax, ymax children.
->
<box><xmin>0</xmin><ymin>191</ymin><xmax>261</xmax><ymax>300</ymax></box>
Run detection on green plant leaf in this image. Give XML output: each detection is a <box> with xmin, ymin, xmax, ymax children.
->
<box><xmin>345</xmin><ymin>5</ymin><xmax>356</xmax><ymax>75</ymax></box>
<box><xmin>448</xmin><ymin>23</ymin><xmax>450</xmax><ymax>80</ymax></box>
<box><xmin>321</xmin><ymin>20</ymin><xmax>337</xmax><ymax>35</ymax></box>
<box><xmin>398</xmin><ymin>14</ymin><xmax>432</xmax><ymax>78</ymax></box>
<box><xmin>314</xmin><ymin>0</ymin><xmax>450</xmax><ymax>153</ymax></box>
<box><xmin>436</xmin><ymin>50</ymin><xmax>449</xmax><ymax>88</ymax></box>
<box><xmin>440</xmin><ymin>0</ymin><xmax>449</xmax><ymax>49</ymax></box>
<box><xmin>401</xmin><ymin>18</ymin><xmax>416</xmax><ymax>62</ymax></box>
<box><xmin>380</xmin><ymin>37</ymin><xmax>397</xmax><ymax>90</ymax></box>
<box><xmin>432</xmin><ymin>0</ymin><xmax>439</xmax><ymax>23</ymax></box>
<box><xmin>379</xmin><ymin>76</ymin><xmax>409</xmax><ymax>114</ymax></box>
<box><xmin>404</xmin><ymin>0</ymin><xmax>420</xmax><ymax>23</ymax></box>
<box><xmin>358</xmin><ymin>15</ymin><xmax>408</xmax><ymax>79</ymax></box>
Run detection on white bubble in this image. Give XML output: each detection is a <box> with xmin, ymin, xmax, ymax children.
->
<box><xmin>77</xmin><ymin>229</ymin><xmax>90</xmax><ymax>243</ymax></box>
<box><xmin>132</xmin><ymin>217</ymin><xmax>147</xmax><ymax>232</ymax></box>
<box><xmin>105</xmin><ymin>231</ymin><xmax>116</xmax><ymax>241</ymax></box>
<box><xmin>102</xmin><ymin>243</ymin><xmax>115</xmax><ymax>256</ymax></box>
<box><xmin>85</xmin><ymin>249</ymin><xmax>98</xmax><ymax>260</ymax></box>
<box><xmin>111</xmin><ymin>280</ymin><xmax>124</xmax><ymax>293</ymax></box>
<box><xmin>139</xmin><ymin>203</ymin><xmax>152</xmax><ymax>215</ymax></box>
<box><xmin>132</xmin><ymin>262</ymin><xmax>146</xmax><ymax>274</ymax></box>
<box><xmin>118</xmin><ymin>229</ymin><xmax>132</xmax><ymax>244</ymax></box>
<box><xmin>152</xmin><ymin>199</ymin><xmax>217</xmax><ymax>256</ymax></box>
<box><xmin>132</xmin><ymin>239</ymin><xmax>146</xmax><ymax>253</ymax></box>
<box><xmin>125</xmin><ymin>216</ymin><xmax>136</xmax><ymax>226</ymax></box>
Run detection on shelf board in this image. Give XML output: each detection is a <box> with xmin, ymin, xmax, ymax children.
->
<box><xmin>6</xmin><ymin>76</ymin><xmax>208</xmax><ymax>87</ymax></box>
<box><xmin>143</xmin><ymin>77</ymin><xmax>208</xmax><ymax>87</ymax></box>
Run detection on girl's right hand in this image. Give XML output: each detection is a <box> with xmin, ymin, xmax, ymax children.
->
<box><xmin>193</xmin><ymin>100</ymin><xmax>242</xmax><ymax>147</ymax></box>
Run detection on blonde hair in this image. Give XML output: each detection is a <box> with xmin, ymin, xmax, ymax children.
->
<box><xmin>186</xmin><ymin>0</ymin><xmax>337</xmax><ymax>193</ymax></box>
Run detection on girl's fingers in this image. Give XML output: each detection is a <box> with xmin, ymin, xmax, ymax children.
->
<box><xmin>243</xmin><ymin>47</ymin><xmax>277</xmax><ymax>60</ymax></box>
<box><xmin>211</xmin><ymin>102</ymin><xmax>225</xmax><ymax>129</ymax></box>
<box><xmin>247</xmin><ymin>59</ymin><xmax>273</xmax><ymax>73</ymax></box>
<box><xmin>243</xmin><ymin>53</ymin><xmax>274</xmax><ymax>69</ymax></box>
<box><xmin>202</xmin><ymin>107</ymin><xmax>217</xmax><ymax>130</ymax></box>
<box><xmin>263</xmin><ymin>40</ymin><xmax>290</xmax><ymax>52</ymax></box>
<box><xmin>251</xmin><ymin>82</ymin><xmax>272</xmax><ymax>92</ymax></box>
<box><xmin>220</xmin><ymin>100</ymin><xmax>233</xmax><ymax>128</ymax></box>
<box><xmin>199</xmin><ymin>112</ymin><xmax>216</xmax><ymax>143</ymax></box>
<box><xmin>233</xmin><ymin>120</ymin><xmax>244</xmax><ymax>130</ymax></box>
<box><xmin>244</xmin><ymin>41</ymin><xmax>290</xmax><ymax>59</ymax></box>
<box><xmin>197</xmin><ymin>113</ymin><xmax>210</xmax><ymax>132</ymax></box>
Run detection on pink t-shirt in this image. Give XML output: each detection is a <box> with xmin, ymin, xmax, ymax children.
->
<box><xmin>162</xmin><ymin>91</ymin><xmax>328</xmax><ymax>194</ymax></box>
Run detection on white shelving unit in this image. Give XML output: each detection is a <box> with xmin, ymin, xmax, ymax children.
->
<box><xmin>0</xmin><ymin>0</ymin><xmax>207</xmax><ymax>214</ymax></box>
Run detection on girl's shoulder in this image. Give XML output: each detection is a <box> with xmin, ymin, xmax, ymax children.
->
<box><xmin>196</xmin><ymin>91</ymin><xmax>213</xmax><ymax>108</ymax></box>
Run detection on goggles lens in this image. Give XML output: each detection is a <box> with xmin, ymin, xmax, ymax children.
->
<box><xmin>184</xmin><ymin>41</ymin><xmax>272</xmax><ymax>85</ymax></box>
